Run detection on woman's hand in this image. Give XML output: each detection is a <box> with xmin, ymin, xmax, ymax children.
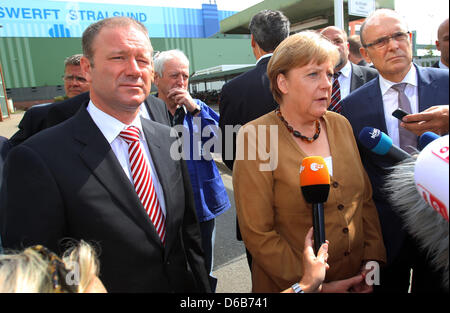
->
<box><xmin>298</xmin><ymin>227</ymin><xmax>329</xmax><ymax>293</ymax></box>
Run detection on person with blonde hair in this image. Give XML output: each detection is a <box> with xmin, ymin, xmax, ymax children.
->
<box><xmin>233</xmin><ymin>31</ymin><xmax>386</xmax><ymax>293</ymax></box>
<box><xmin>0</xmin><ymin>241</ymin><xmax>106</xmax><ymax>293</ymax></box>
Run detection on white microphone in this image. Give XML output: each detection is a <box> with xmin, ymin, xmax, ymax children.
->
<box><xmin>383</xmin><ymin>136</ymin><xmax>449</xmax><ymax>290</ymax></box>
<box><xmin>414</xmin><ymin>135</ymin><xmax>449</xmax><ymax>222</ymax></box>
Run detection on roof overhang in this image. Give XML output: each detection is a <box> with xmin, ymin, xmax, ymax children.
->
<box><xmin>220</xmin><ymin>0</ymin><xmax>395</xmax><ymax>34</ymax></box>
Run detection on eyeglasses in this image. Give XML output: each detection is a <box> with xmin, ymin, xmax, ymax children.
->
<box><xmin>62</xmin><ymin>75</ymin><xmax>88</xmax><ymax>83</ymax></box>
<box><xmin>363</xmin><ymin>31</ymin><xmax>411</xmax><ymax>49</ymax></box>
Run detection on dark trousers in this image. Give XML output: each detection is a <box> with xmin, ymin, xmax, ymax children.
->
<box><xmin>199</xmin><ymin>218</ymin><xmax>217</xmax><ymax>292</ymax></box>
<box><xmin>375</xmin><ymin>235</ymin><xmax>447</xmax><ymax>293</ymax></box>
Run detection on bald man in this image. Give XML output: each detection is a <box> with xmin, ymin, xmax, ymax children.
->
<box><xmin>434</xmin><ymin>18</ymin><xmax>449</xmax><ymax>69</ymax></box>
<box><xmin>320</xmin><ymin>26</ymin><xmax>378</xmax><ymax>113</ymax></box>
<box><xmin>342</xmin><ymin>9</ymin><xmax>449</xmax><ymax>293</ymax></box>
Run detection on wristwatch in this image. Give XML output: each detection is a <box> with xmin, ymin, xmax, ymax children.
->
<box><xmin>191</xmin><ymin>105</ymin><xmax>201</xmax><ymax>116</ymax></box>
<box><xmin>291</xmin><ymin>283</ymin><xmax>305</xmax><ymax>293</ymax></box>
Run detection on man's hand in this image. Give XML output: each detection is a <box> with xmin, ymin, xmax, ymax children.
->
<box><xmin>167</xmin><ymin>88</ymin><xmax>197</xmax><ymax>113</ymax></box>
<box><xmin>401</xmin><ymin>105</ymin><xmax>449</xmax><ymax>136</ymax></box>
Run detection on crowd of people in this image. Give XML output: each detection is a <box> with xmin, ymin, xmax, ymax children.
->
<box><xmin>0</xmin><ymin>7</ymin><xmax>448</xmax><ymax>294</ymax></box>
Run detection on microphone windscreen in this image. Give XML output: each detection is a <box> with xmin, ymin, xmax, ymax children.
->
<box><xmin>300</xmin><ymin>156</ymin><xmax>330</xmax><ymax>203</ymax></box>
<box><xmin>414</xmin><ymin>135</ymin><xmax>449</xmax><ymax>222</ymax></box>
<box><xmin>418</xmin><ymin>131</ymin><xmax>440</xmax><ymax>151</ymax></box>
<box><xmin>358</xmin><ymin>127</ymin><xmax>392</xmax><ymax>155</ymax></box>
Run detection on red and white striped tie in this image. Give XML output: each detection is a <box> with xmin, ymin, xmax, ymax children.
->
<box><xmin>328</xmin><ymin>72</ymin><xmax>342</xmax><ymax>113</ymax></box>
<box><xmin>120</xmin><ymin>126</ymin><xmax>166</xmax><ymax>244</ymax></box>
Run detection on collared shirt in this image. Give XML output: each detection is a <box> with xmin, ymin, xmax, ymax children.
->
<box><xmin>379</xmin><ymin>64</ymin><xmax>418</xmax><ymax>147</ymax></box>
<box><xmin>87</xmin><ymin>101</ymin><xmax>166</xmax><ymax>216</ymax></box>
<box><xmin>256</xmin><ymin>53</ymin><xmax>273</xmax><ymax>65</ymax></box>
<box><xmin>336</xmin><ymin>61</ymin><xmax>352</xmax><ymax>99</ymax></box>
<box><xmin>439</xmin><ymin>60</ymin><xmax>449</xmax><ymax>70</ymax></box>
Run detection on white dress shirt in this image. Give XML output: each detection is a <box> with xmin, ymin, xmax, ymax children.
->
<box><xmin>439</xmin><ymin>60</ymin><xmax>449</xmax><ymax>70</ymax></box>
<box><xmin>336</xmin><ymin>61</ymin><xmax>352</xmax><ymax>100</ymax></box>
<box><xmin>379</xmin><ymin>65</ymin><xmax>419</xmax><ymax>147</ymax></box>
<box><xmin>87</xmin><ymin>101</ymin><xmax>166</xmax><ymax>216</ymax></box>
<box><xmin>256</xmin><ymin>53</ymin><xmax>273</xmax><ymax>65</ymax></box>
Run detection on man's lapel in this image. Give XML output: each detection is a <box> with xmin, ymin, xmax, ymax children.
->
<box><xmin>141</xmin><ymin>117</ymin><xmax>183</xmax><ymax>251</ymax></box>
<box><xmin>350</xmin><ymin>63</ymin><xmax>363</xmax><ymax>92</ymax></box>
<box><xmin>416</xmin><ymin>65</ymin><xmax>437</xmax><ymax>112</ymax></box>
<box><xmin>367</xmin><ymin>77</ymin><xmax>389</xmax><ymax>133</ymax></box>
<box><xmin>74</xmin><ymin>107</ymin><xmax>164</xmax><ymax>247</ymax></box>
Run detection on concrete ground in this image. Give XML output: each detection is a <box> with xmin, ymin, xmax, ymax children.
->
<box><xmin>0</xmin><ymin>110</ymin><xmax>25</xmax><ymax>139</ymax></box>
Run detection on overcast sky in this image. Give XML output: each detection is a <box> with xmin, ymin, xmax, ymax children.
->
<box><xmin>50</xmin><ymin>0</ymin><xmax>448</xmax><ymax>44</ymax></box>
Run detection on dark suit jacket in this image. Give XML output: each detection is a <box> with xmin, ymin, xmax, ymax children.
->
<box><xmin>0</xmin><ymin>103</ymin><xmax>210</xmax><ymax>292</ymax></box>
<box><xmin>349</xmin><ymin>62</ymin><xmax>378</xmax><ymax>93</ymax></box>
<box><xmin>0</xmin><ymin>136</ymin><xmax>10</xmax><ymax>191</ymax></box>
<box><xmin>9</xmin><ymin>103</ymin><xmax>54</xmax><ymax>147</ymax></box>
<box><xmin>341</xmin><ymin>65</ymin><xmax>449</xmax><ymax>263</ymax></box>
<box><xmin>219</xmin><ymin>56</ymin><xmax>277</xmax><ymax>170</ymax></box>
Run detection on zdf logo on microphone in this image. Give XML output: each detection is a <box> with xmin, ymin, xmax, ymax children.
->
<box><xmin>299</xmin><ymin>163</ymin><xmax>324</xmax><ymax>173</ymax></box>
<box><xmin>310</xmin><ymin>163</ymin><xmax>324</xmax><ymax>172</ymax></box>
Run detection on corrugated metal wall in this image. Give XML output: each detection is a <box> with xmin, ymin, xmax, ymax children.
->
<box><xmin>0</xmin><ymin>36</ymin><xmax>253</xmax><ymax>90</ymax></box>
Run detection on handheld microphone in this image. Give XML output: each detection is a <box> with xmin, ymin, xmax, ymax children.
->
<box><xmin>418</xmin><ymin>131</ymin><xmax>440</xmax><ymax>151</ymax></box>
<box><xmin>414</xmin><ymin>135</ymin><xmax>449</xmax><ymax>221</ymax></box>
<box><xmin>358</xmin><ymin>127</ymin><xmax>411</xmax><ymax>162</ymax></box>
<box><xmin>300</xmin><ymin>156</ymin><xmax>330</xmax><ymax>253</ymax></box>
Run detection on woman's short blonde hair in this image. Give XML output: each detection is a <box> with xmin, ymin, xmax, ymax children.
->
<box><xmin>0</xmin><ymin>240</ymin><xmax>100</xmax><ymax>293</ymax></box>
<box><xmin>267</xmin><ymin>31</ymin><xmax>340</xmax><ymax>104</ymax></box>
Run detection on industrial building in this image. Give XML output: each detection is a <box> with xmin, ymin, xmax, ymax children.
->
<box><xmin>2</xmin><ymin>0</ymin><xmax>439</xmax><ymax>121</ymax></box>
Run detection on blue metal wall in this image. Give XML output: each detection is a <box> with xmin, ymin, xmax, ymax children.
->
<box><xmin>0</xmin><ymin>0</ymin><xmax>236</xmax><ymax>38</ymax></box>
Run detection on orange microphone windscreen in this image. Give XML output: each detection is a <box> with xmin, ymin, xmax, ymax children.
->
<box><xmin>299</xmin><ymin>156</ymin><xmax>330</xmax><ymax>187</ymax></box>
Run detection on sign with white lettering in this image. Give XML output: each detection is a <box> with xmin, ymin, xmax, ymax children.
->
<box><xmin>0</xmin><ymin>0</ymin><xmax>235</xmax><ymax>38</ymax></box>
<box><xmin>348</xmin><ymin>0</ymin><xmax>376</xmax><ymax>17</ymax></box>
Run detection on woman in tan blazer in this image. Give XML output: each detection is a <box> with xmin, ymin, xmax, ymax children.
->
<box><xmin>233</xmin><ymin>31</ymin><xmax>386</xmax><ymax>293</ymax></box>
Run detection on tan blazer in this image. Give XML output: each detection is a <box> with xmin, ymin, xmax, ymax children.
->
<box><xmin>233</xmin><ymin>111</ymin><xmax>386</xmax><ymax>293</ymax></box>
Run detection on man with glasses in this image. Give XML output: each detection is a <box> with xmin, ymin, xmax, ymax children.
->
<box><xmin>341</xmin><ymin>9</ymin><xmax>448</xmax><ymax>293</ymax></box>
<box><xmin>9</xmin><ymin>54</ymin><xmax>90</xmax><ymax>146</ymax></box>
<box><xmin>56</xmin><ymin>54</ymin><xmax>90</xmax><ymax>101</ymax></box>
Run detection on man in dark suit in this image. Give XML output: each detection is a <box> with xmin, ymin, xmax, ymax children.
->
<box><xmin>320</xmin><ymin>26</ymin><xmax>378</xmax><ymax>113</ymax></box>
<box><xmin>219</xmin><ymin>9</ymin><xmax>290</xmax><ymax>170</ymax></box>
<box><xmin>433</xmin><ymin>18</ymin><xmax>449</xmax><ymax>69</ymax></box>
<box><xmin>1</xmin><ymin>17</ymin><xmax>210</xmax><ymax>293</ymax></box>
<box><xmin>218</xmin><ymin>9</ymin><xmax>290</xmax><ymax>270</ymax></box>
<box><xmin>9</xmin><ymin>54</ymin><xmax>90</xmax><ymax>147</ymax></box>
<box><xmin>341</xmin><ymin>9</ymin><xmax>449</xmax><ymax>293</ymax></box>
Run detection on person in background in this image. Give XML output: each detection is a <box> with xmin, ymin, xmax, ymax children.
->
<box><xmin>341</xmin><ymin>9</ymin><xmax>449</xmax><ymax>292</ymax></box>
<box><xmin>0</xmin><ymin>240</ymin><xmax>106</xmax><ymax>293</ymax></box>
<box><xmin>9</xmin><ymin>54</ymin><xmax>90</xmax><ymax>147</ymax></box>
<box><xmin>219</xmin><ymin>9</ymin><xmax>290</xmax><ymax>271</ymax></box>
<box><xmin>320</xmin><ymin>26</ymin><xmax>378</xmax><ymax>113</ymax></box>
<box><xmin>55</xmin><ymin>54</ymin><xmax>89</xmax><ymax>101</ymax></box>
<box><xmin>348</xmin><ymin>34</ymin><xmax>369</xmax><ymax>67</ymax></box>
<box><xmin>1</xmin><ymin>16</ymin><xmax>210</xmax><ymax>293</ymax></box>
<box><xmin>233</xmin><ymin>31</ymin><xmax>386</xmax><ymax>293</ymax></box>
<box><xmin>153</xmin><ymin>49</ymin><xmax>230</xmax><ymax>292</ymax></box>
<box><xmin>433</xmin><ymin>18</ymin><xmax>449</xmax><ymax>69</ymax></box>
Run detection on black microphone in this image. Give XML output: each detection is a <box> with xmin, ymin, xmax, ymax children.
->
<box><xmin>300</xmin><ymin>156</ymin><xmax>330</xmax><ymax>253</ymax></box>
<box><xmin>358</xmin><ymin>127</ymin><xmax>412</xmax><ymax>162</ymax></box>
